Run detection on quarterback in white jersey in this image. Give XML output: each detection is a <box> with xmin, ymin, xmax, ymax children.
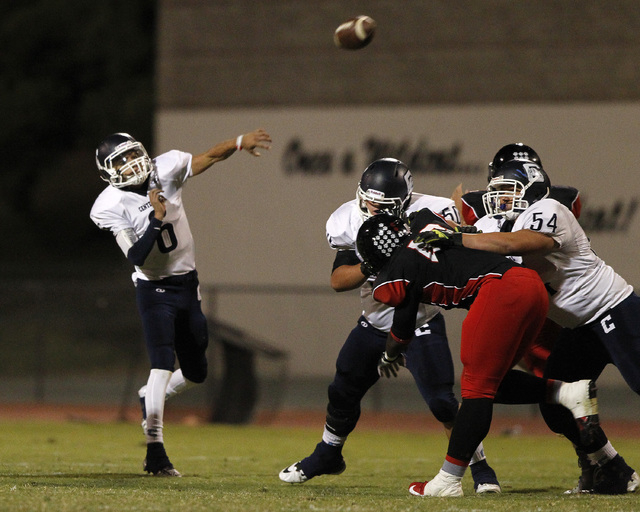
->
<box><xmin>444</xmin><ymin>157</ymin><xmax>640</xmax><ymax>494</ymax></box>
<box><xmin>279</xmin><ymin>158</ymin><xmax>501</xmax><ymax>493</ymax></box>
<box><xmin>90</xmin><ymin>129</ymin><xmax>271</xmax><ymax>477</ymax></box>
<box><xmin>91</xmin><ymin>150</ymin><xmax>196</xmax><ymax>282</ymax></box>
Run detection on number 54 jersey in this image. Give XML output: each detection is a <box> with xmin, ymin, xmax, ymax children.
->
<box><xmin>480</xmin><ymin>198</ymin><xmax>632</xmax><ymax>329</ymax></box>
<box><xmin>90</xmin><ymin>150</ymin><xmax>196</xmax><ymax>282</ymax></box>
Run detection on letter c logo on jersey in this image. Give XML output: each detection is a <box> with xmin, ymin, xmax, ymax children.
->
<box><xmin>601</xmin><ymin>315</ymin><xmax>616</xmax><ymax>334</ymax></box>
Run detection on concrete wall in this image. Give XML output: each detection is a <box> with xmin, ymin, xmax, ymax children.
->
<box><xmin>157</xmin><ymin>0</ymin><xmax>640</xmax><ymax>108</ymax></box>
<box><xmin>156</xmin><ymin>104</ymin><xmax>640</xmax><ymax>384</ymax></box>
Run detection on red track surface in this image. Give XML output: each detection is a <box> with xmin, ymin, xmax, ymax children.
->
<box><xmin>1</xmin><ymin>403</ymin><xmax>638</xmax><ymax>438</ymax></box>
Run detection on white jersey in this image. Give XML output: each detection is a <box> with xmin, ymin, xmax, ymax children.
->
<box><xmin>474</xmin><ymin>215</ymin><xmax>522</xmax><ymax>265</ymax></box>
<box><xmin>90</xmin><ymin>150</ymin><xmax>196</xmax><ymax>282</ymax></box>
<box><xmin>326</xmin><ymin>193</ymin><xmax>459</xmax><ymax>332</ymax></box>
<box><xmin>484</xmin><ymin>198</ymin><xmax>632</xmax><ymax>328</ymax></box>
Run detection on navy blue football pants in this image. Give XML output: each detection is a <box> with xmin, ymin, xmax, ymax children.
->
<box><xmin>326</xmin><ymin>313</ymin><xmax>458</xmax><ymax>437</ymax></box>
<box><xmin>136</xmin><ymin>270</ymin><xmax>208</xmax><ymax>383</ymax></box>
<box><xmin>541</xmin><ymin>292</ymin><xmax>640</xmax><ymax>447</ymax></box>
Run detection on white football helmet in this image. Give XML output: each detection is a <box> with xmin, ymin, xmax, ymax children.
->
<box><xmin>96</xmin><ymin>133</ymin><xmax>153</xmax><ymax>188</ymax></box>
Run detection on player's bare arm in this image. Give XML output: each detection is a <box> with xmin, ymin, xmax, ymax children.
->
<box><xmin>462</xmin><ymin>229</ymin><xmax>557</xmax><ymax>255</ymax></box>
<box><xmin>191</xmin><ymin>128</ymin><xmax>272</xmax><ymax>176</ymax></box>
<box><xmin>330</xmin><ymin>264</ymin><xmax>368</xmax><ymax>292</ymax></box>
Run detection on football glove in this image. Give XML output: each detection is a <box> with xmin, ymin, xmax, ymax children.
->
<box><xmin>360</xmin><ymin>261</ymin><xmax>377</xmax><ymax>277</ymax></box>
<box><xmin>407</xmin><ymin>211</ymin><xmax>419</xmax><ymax>226</ymax></box>
<box><xmin>414</xmin><ymin>229</ymin><xmax>462</xmax><ymax>249</ymax></box>
<box><xmin>377</xmin><ymin>351</ymin><xmax>405</xmax><ymax>378</ymax></box>
<box><xmin>414</xmin><ymin>224</ymin><xmax>481</xmax><ymax>249</ymax></box>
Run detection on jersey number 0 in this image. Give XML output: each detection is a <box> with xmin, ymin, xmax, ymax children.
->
<box><xmin>158</xmin><ymin>223</ymin><xmax>178</xmax><ymax>253</ymax></box>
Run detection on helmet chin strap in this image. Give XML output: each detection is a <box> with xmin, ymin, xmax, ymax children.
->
<box><xmin>504</xmin><ymin>210</ymin><xmax>521</xmax><ymax>221</ymax></box>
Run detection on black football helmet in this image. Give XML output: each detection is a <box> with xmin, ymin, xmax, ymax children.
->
<box><xmin>483</xmin><ymin>159</ymin><xmax>551</xmax><ymax>220</ymax></box>
<box><xmin>356</xmin><ymin>158</ymin><xmax>414</xmax><ymax>220</ymax></box>
<box><xmin>488</xmin><ymin>143</ymin><xmax>542</xmax><ymax>182</ymax></box>
<box><xmin>356</xmin><ymin>213</ymin><xmax>410</xmax><ymax>274</ymax></box>
<box><xmin>96</xmin><ymin>133</ymin><xmax>153</xmax><ymax>188</ymax></box>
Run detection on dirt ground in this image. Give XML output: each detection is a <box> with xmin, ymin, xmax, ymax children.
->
<box><xmin>1</xmin><ymin>402</ymin><xmax>638</xmax><ymax>438</ymax></box>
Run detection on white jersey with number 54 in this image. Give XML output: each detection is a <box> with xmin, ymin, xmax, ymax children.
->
<box><xmin>509</xmin><ymin>198</ymin><xmax>632</xmax><ymax>328</ymax></box>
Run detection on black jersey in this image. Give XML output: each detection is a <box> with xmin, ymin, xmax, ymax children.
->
<box><xmin>372</xmin><ymin>208</ymin><xmax>518</xmax><ymax>340</ymax></box>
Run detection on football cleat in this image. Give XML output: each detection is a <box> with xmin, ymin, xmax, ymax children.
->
<box><xmin>144</xmin><ymin>442</ymin><xmax>181</xmax><ymax>477</ymax></box>
<box><xmin>143</xmin><ymin>458</ymin><xmax>181</xmax><ymax>477</ymax></box>
<box><xmin>564</xmin><ymin>449</ymin><xmax>595</xmax><ymax>494</ymax></box>
<box><xmin>409</xmin><ymin>470</ymin><xmax>463</xmax><ymax>497</ymax></box>
<box><xmin>564</xmin><ymin>477</ymin><xmax>593</xmax><ymax>494</ymax></box>
<box><xmin>279</xmin><ymin>458</ymin><xmax>346</xmax><ymax>483</ymax></box>
<box><xmin>470</xmin><ymin>459</ymin><xmax>501</xmax><ymax>493</ymax></box>
<box><xmin>475</xmin><ymin>483</ymin><xmax>502</xmax><ymax>494</ymax></box>
<box><xmin>279</xmin><ymin>462</ymin><xmax>309</xmax><ymax>483</ymax></box>
<box><xmin>592</xmin><ymin>455</ymin><xmax>639</xmax><ymax>494</ymax></box>
<box><xmin>557</xmin><ymin>379</ymin><xmax>599</xmax><ymax>445</ymax></box>
<box><xmin>279</xmin><ymin>442</ymin><xmax>346</xmax><ymax>483</ymax></box>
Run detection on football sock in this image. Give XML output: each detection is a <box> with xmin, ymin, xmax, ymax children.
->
<box><xmin>588</xmin><ymin>441</ymin><xmax>618</xmax><ymax>466</ymax></box>
<box><xmin>165</xmin><ymin>368</ymin><xmax>198</xmax><ymax>398</ymax></box>
<box><xmin>469</xmin><ymin>442</ymin><xmax>486</xmax><ymax>465</ymax></box>
<box><xmin>322</xmin><ymin>425</ymin><xmax>347</xmax><ymax>447</ymax></box>
<box><xmin>139</xmin><ymin>368</ymin><xmax>197</xmax><ymax>402</ymax></box>
<box><xmin>145</xmin><ymin>369</ymin><xmax>172</xmax><ymax>445</ymax></box>
<box><xmin>442</xmin><ymin>455</ymin><xmax>468</xmax><ymax>479</ymax></box>
<box><xmin>547</xmin><ymin>380</ymin><xmax>563</xmax><ymax>404</ymax></box>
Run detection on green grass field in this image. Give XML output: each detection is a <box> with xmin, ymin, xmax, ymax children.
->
<box><xmin>0</xmin><ymin>419</ymin><xmax>639</xmax><ymax>511</ymax></box>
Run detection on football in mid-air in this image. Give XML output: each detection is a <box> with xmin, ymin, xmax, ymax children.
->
<box><xmin>334</xmin><ymin>15</ymin><xmax>376</xmax><ymax>50</ymax></box>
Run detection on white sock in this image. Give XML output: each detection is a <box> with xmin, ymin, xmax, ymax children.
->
<box><xmin>588</xmin><ymin>441</ymin><xmax>618</xmax><ymax>466</ymax></box>
<box><xmin>145</xmin><ymin>369</ymin><xmax>172</xmax><ymax>445</ymax></box>
<box><xmin>469</xmin><ymin>442</ymin><xmax>486</xmax><ymax>465</ymax></box>
<box><xmin>139</xmin><ymin>368</ymin><xmax>198</xmax><ymax>402</ymax></box>
<box><xmin>165</xmin><ymin>368</ymin><xmax>198</xmax><ymax>399</ymax></box>
<box><xmin>322</xmin><ymin>425</ymin><xmax>347</xmax><ymax>447</ymax></box>
<box><xmin>548</xmin><ymin>380</ymin><xmax>563</xmax><ymax>404</ymax></box>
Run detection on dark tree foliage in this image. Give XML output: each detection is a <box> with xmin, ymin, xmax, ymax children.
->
<box><xmin>0</xmin><ymin>0</ymin><xmax>155</xmax><ymax>213</ymax></box>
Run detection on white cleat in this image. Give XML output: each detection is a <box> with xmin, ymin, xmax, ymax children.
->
<box><xmin>628</xmin><ymin>471</ymin><xmax>640</xmax><ymax>492</ymax></box>
<box><xmin>476</xmin><ymin>483</ymin><xmax>502</xmax><ymax>494</ymax></box>
<box><xmin>409</xmin><ymin>470</ymin><xmax>464</xmax><ymax>497</ymax></box>
<box><xmin>279</xmin><ymin>462</ymin><xmax>308</xmax><ymax>483</ymax></box>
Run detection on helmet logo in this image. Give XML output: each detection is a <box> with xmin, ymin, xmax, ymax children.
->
<box><xmin>512</xmin><ymin>151</ymin><xmax>531</xmax><ymax>160</ymax></box>
<box><xmin>522</xmin><ymin>162</ymin><xmax>544</xmax><ymax>182</ymax></box>
<box><xmin>371</xmin><ymin>220</ymin><xmax>408</xmax><ymax>257</ymax></box>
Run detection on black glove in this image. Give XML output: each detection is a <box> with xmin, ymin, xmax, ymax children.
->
<box><xmin>414</xmin><ymin>229</ymin><xmax>463</xmax><ymax>249</ymax></box>
<box><xmin>407</xmin><ymin>211</ymin><xmax>419</xmax><ymax>226</ymax></box>
<box><xmin>360</xmin><ymin>261</ymin><xmax>377</xmax><ymax>277</ymax></box>
<box><xmin>458</xmin><ymin>225</ymin><xmax>480</xmax><ymax>233</ymax></box>
<box><xmin>377</xmin><ymin>351</ymin><xmax>405</xmax><ymax>378</ymax></box>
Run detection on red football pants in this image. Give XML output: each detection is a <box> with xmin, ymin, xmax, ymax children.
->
<box><xmin>460</xmin><ymin>267</ymin><xmax>549</xmax><ymax>399</ymax></box>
